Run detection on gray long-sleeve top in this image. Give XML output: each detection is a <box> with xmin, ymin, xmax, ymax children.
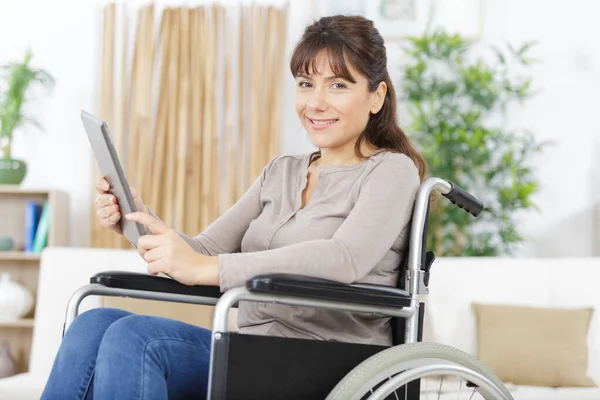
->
<box><xmin>179</xmin><ymin>150</ymin><xmax>420</xmax><ymax>346</ymax></box>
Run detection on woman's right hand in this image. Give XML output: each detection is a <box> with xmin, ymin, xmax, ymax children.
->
<box><xmin>94</xmin><ymin>178</ymin><xmax>147</xmax><ymax>234</ymax></box>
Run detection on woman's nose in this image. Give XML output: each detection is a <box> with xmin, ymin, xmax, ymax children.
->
<box><xmin>307</xmin><ymin>90</ymin><xmax>328</xmax><ymax>112</ymax></box>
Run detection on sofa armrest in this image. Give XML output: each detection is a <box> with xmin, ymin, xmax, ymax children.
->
<box><xmin>91</xmin><ymin>271</ymin><xmax>223</xmax><ymax>299</ymax></box>
<box><xmin>246</xmin><ymin>274</ymin><xmax>411</xmax><ymax>307</ymax></box>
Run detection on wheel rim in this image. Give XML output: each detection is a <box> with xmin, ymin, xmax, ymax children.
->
<box><xmin>326</xmin><ymin>343</ymin><xmax>513</xmax><ymax>400</ymax></box>
<box><xmin>367</xmin><ymin>364</ymin><xmax>510</xmax><ymax>400</ymax></box>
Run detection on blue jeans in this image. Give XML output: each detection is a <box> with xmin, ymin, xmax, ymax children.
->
<box><xmin>40</xmin><ymin>307</ymin><xmax>212</xmax><ymax>400</ymax></box>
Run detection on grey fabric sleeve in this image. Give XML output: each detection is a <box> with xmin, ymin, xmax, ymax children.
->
<box><xmin>217</xmin><ymin>156</ymin><xmax>420</xmax><ymax>292</ymax></box>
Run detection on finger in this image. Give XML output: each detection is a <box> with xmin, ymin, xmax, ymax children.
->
<box><xmin>100</xmin><ymin>214</ymin><xmax>121</xmax><ymax>229</ymax></box>
<box><xmin>125</xmin><ymin>212</ymin><xmax>169</xmax><ymax>234</ymax></box>
<box><xmin>95</xmin><ymin>178</ymin><xmax>110</xmax><ymax>193</ymax></box>
<box><xmin>137</xmin><ymin>234</ymin><xmax>166</xmax><ymax>252</ymax></box>
<box><xmin>147</xmin><ymin>259</ymin><xmax>167</xmax><ymax>276</ymax></box>
<box><xmin>97</xmin><ymin>204</ymin><xmax>119</xmax><ymax>220</ymax></box>
<box><xmin>95</xmin><ymin>194</ymin><xmax>117</xmax><ymax>208</ymax></box>
<box><xmin>100</xmin><ymin>210</ymin><xmax>121</xmax><ymax>227</ymax></box>
<box><xmin>142</xmin><ymin>247</ymin><xmax>163</xmax><ymax>263</ymax></box>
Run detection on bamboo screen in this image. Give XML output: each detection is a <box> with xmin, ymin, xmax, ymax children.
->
<box><xmin>91</xmin><ymin>3</ymin><xmax>288</xmax><ymax>248</ymax></box>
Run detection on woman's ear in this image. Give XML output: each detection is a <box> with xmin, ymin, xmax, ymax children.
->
<box><xmin>370</xmin><ymin>81</ymin><xmax>387</xmax><ymax>114</ymax></box>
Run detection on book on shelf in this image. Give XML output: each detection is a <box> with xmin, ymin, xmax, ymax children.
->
<box><xmin>28</xmin><ymin>201</ymin><xmax>51</xmax><ymax>254</ymax></box>
<box><xmin>24</xmin><ymin>201</ymin><xmax>43</xmax><ymax>252</ymax></box>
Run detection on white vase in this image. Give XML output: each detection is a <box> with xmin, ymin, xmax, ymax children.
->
<box><xmin>0</xmin><ymin>273</ymin><xmax>33</xmax><ymax>321</ymax></box>
<box><xmin>0</xmin><ymin>342</ymin><xmax>16</xmax><ymax>378</ymax></box>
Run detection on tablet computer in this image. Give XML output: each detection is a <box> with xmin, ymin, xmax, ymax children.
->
<box><xmin>80</xmin><ymin>110</ymin><xmax>148</xmax><ymax>247</ymax></box>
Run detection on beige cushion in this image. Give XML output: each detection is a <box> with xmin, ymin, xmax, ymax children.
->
<box><xmin>471</xmin><ymin>303</ymin><xmax>596</xmax><ymax>387</ymax></box>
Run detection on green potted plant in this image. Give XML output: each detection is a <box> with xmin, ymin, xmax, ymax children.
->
<box><xmin>398</xmin><ymin>30</ymin><xmax>551</xmax><ymax>256</ymax></box>
<box><xmin>0</xmin><ymin>49</ymin><xmax>54</xmax><ymax>185</ymax></box>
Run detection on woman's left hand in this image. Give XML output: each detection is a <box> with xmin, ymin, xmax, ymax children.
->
<box><xmin>125</xmin><ymin>212</ymin><xmax>219</xmax><ymax>287</ymax></box>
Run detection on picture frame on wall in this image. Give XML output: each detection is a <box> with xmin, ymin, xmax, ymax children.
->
<box><xmin>364</xmin><ymin>0</ymin><xmax>429</xmax><ymax>39</ymax></box>
<box><xmin>312</xmin><ymin>0</ymin><xmax>366</xmax><ymax>18</ymax></box>
<box><xmin>311</xmin><ymin>0</ymin><xmax>483</xmax><ymax>41</ymax></box>
<box><xmin>366</xmin><ymin>0</ymin><xmax>483</xmax><ymax>40</ymax></box>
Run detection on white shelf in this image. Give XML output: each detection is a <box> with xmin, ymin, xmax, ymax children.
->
<box><xmin>0</xmin><ymin>187</ymin><xmax>69</xmax><ymax>373</ymax></box>
<box><xmin>0</xmin><ymin>185</ymin><xmax>53</xmax><ymax>195</ymax></box>
<box><xmin>0</xmin><ymin>252</ymin><xmax>41</xmax><ymax>261</ymax></box>
<box><xmin>0</xmin><ymin>318</ymin><xmax>35</xmax><ymax>328</ymax></box>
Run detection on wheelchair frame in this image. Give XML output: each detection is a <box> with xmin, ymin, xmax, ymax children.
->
<box><xmin>63</xmin><ymin>177</ymin><xmax>490</xmax><ymax>399</ymax></box>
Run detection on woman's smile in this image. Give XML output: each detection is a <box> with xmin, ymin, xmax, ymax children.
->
<box><xmin>307</xmin><ymin>117</ymin><xmax>339</xmax><ymax>130</ymax></box>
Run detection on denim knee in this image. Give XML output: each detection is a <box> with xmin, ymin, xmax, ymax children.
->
<box><xmin>96</xmin><ymin>314</ymin><xmax>158</xmax><ymax>357</ymax></box>
<box><xmin>64</xmin><ymin>308</ymin><xmax>132</xmax><ymax>340</ymax></box>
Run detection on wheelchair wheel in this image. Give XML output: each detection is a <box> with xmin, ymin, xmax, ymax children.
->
<box><xmin>326</xmin><ymin>342</ymin><xmax>513</xmax><ymax>400</ymax></box>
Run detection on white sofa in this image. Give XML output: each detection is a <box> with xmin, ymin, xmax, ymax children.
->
<box><xmin>425</xmin><ymin>257</ymin><xmax>600</xmax><ymax>400</ymax></box>
<box><xmin>0</xmin><ymin>247</ymin><xmax>598</xmax><ymax>399</ymax></box>
<box><xmin>0</xmin><ymin>247</ymin><xmax>148</xmax><ymax>400</ymax></box>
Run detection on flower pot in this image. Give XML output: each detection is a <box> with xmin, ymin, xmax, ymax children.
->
<box><xmin>0</xmin><ymin>158</ymin><xmax>27</xmax><ymax>185</ymax></box>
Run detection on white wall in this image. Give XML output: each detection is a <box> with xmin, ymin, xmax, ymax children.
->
<box><xmin>1</xmin><ymin>0</ymin><xmax>599</xmax><ymax>257</ymax></box>
<box><xmin>480</xmin><ymin>0</ymin><xmax>600</xmax><ymax>257</ymax></box>
<box><xmin>0</xmin><ymin>0</ymin><xmax>103</xmax><ymax>247</ymax></box>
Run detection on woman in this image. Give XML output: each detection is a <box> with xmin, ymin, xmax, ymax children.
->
<box><xmin>41</xmin><ymin>14</ymin><xmax>426</xmax><ymax>400</ymax></box>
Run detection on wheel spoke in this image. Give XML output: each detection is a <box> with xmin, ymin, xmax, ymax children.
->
<box><xmin>468</xmin><ymin>387</ymin><xmax>479</xmax><ymax>400</ymax></box>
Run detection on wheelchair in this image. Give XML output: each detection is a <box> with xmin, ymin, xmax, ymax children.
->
<box><xmin>62</xmin><ymin>177</ymin><xmax>514</xmax><ymax>400</ymax></box>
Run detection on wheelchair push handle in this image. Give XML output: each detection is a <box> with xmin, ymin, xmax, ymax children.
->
<box><xmin>441</xmin><ymin>182</ymin><xmax>484</xmax><ymax>217</ymax></box>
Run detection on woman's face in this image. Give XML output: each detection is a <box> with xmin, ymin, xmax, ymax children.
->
<box><xmin>295</xmin><ymin>50</ymin><xmax>385</xmax><ymax>152</ymax></box>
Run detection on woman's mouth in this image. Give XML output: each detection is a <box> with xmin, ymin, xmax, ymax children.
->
<box><xmin>308</xmin><ymin>118</ymin><xmax>339</xmax><ymax>129</ymax></box>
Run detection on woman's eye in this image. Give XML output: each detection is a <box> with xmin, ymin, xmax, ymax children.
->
<box><xmin>332</xmin><ymin>82</ymin><xmax>347</xmax><ymax>89</ymax></box>
<box><xmin>298</xmin><ymin>81</ymin><xmax>311</xmax><ymax>88</ymax></box>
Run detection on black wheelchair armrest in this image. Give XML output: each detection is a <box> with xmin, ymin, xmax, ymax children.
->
<box><xmin>91</xmin><ymin>271</ymin><xmax>223</xmax><ymax>299</ymax></box>
<box><xmin>246</xmin><ymin>274</ymin><xmax>411</xmax><ymax>307</ymax></box>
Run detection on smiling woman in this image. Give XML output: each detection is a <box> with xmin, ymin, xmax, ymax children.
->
<box><xmin>42</xmin><ymin>14</ymin><xmax>428</xmax><ymax>400</ymax></box>
<box><xmin>290</xmin><ymin>15</ymin><xmax>426</xmax><ymax>175</ymax></box>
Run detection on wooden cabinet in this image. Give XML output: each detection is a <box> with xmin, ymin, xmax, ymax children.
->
<box><xmin>0</xmin><ymin>186</ymin><xmax>68</xmax><ymax>375</ymax></box>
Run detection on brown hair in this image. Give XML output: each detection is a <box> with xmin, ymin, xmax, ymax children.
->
<box><xmin>290</xmin><ymin>15</ymin><xmax>427</xmax><ymax>181</ymax></box>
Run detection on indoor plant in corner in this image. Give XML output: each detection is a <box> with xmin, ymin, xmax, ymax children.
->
<box><xmin>398</xmin><ymin>30</ymin><xmax>550</xmax><ymax>257</ymax></box>
<box><xmin>0</xmin><ymin>49</ymin><xmax>54</xmax><ymax>185</ymax></box>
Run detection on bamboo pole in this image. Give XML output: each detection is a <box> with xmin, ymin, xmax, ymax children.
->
<box><xmin>116</xmin><ymin>3</ymin><xmax>131</xmax><ymax>214</ymax></box>
<box><xmin>136</xmin><ymin>4</ymin><xmax>156</xmax><ymax>212</ymax></box>
<box><xmin>248</xmin><ymin>5</ymin><xmax>265</xmax><ymax>185</ymax></box>
<box><xmin>175</xmin><ymin>7</ymin><xmax>191</xmax><ymax>231</ymax></box>
<box><xmin>164</xmin><ymin>8</ymin><xmax>181</xmax><ymax>227</ymax></box>
<box><xmin>261</xmin><ymin>7</ymin><xmax>277</xmax><ymax>168</ymax></box>
<box><xmin>210</xmin><ymin>6</ymin><xmax>220</xmax><ymax>224</ymax></box>
<box><xmin>211</xmin><ymin>5</ymin><xmax>224</xmax><ymax>218</ymax></box>
<box><xmin>114</xmin><ymin>4</ymin><xmax>133</xmax><ymax>249</ymax></box>
<box><xmin>149</xmin><ymin>9</ymin><xmax>172</xmax><ymax>219</ymax></box>
<box><xmin>223</xmin><ymin>6</ymin><xmax>236</xmax><ymax>210</ymax></box>
<box><xmin>116</xmin><ymin>3</ymin><xmax>129</xmax><ymax>187</ymax></box>
<box><xmin>269</xmin><ymin>6</ymin><xmax>288</xmax><ymax>159</ymax></box>
<box><xmin>93</xmin><ymin>2</ymin><xmax>115</xmax><ymax>248</ymax></box>
<box><xmin>126</xmin><ymin>6</ymin><xmax>145</xmax><ymax>195</ymax></box>
<box><xmin>236</xmin><ymin>4</ymin><xmax>247</xmax><ymax>201</ymax></box>
<box><xmin>201</xmin><ymin>6</ymin><xmax>216</xmax><ymax>230</ymax></box>
<box><xmin>187</xmin><ymin>7</ymin><xmax>205</xmax><ymax>234</ymax></box>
